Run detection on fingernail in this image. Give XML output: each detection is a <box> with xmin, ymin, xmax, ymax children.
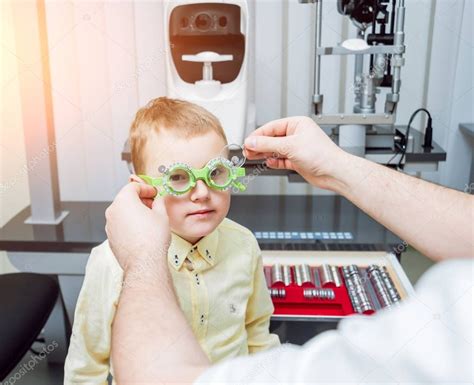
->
<box><xmin>245</xmin><ymin>137</ymin><xmax>256</xmax><ymax>149</ymax></box>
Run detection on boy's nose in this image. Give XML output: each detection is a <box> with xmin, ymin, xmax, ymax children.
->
<box><xmin>190</xmin><ymin>180</ymin><xmax>210</xmax><ymax>201</ymax></box>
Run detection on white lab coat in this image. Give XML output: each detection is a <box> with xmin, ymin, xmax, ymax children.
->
<box><xmin>196</xmin><ymin>259</ymin><xmax>473</xmax><ymax>384</ymax></box>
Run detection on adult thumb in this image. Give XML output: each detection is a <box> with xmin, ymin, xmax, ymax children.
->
<box><xmin>151</xmin><ymin>196</ymin><xmax>168</xmax><ymax>217</ymax></box>
<box><xmin>244</xmin><ymin>136</ymin><xmax>292</xmax><ymax>157</ymax></box>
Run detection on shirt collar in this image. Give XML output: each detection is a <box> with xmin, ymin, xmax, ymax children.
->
<box><xmin>168</xmin><ymin>228</ymin><xmax>219</xmax><ymax>271</ymax></box>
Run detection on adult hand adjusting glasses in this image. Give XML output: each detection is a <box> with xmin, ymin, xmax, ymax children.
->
<box><xmin>139</xmin><ymin>144</ymin><xmax>247</xmax><ymax>197</ymax></box>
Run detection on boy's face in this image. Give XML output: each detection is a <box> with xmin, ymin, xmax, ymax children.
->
<box><xmin>143</xmin><ymin>129</ymin><xmax>231</xmax><ymax>244</ymax></box>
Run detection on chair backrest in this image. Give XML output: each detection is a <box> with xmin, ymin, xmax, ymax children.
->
<box><xmin>0</xmin><ymin>273</ymin><xmax>59</xmax><ymax>380</ymax></box>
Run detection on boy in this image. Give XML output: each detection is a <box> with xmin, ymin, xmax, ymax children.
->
<box><xmin>64</xmin><ymin>97</ymin><xmax>280</xmax><ymax>384</ymax></box>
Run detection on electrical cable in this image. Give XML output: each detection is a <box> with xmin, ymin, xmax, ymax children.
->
<box><xmin>385</xmin><ymin>150</ymin><xmax>401</xmax><ymax>166</ymax></box>
<box><xmin>398</xmin><ymin>108</ymin><xmax>432</xmax><ymax>169</ymax></box>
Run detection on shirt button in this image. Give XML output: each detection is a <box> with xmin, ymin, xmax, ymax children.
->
<box><xmin>200</xmin><ymin>314</ymin><xmax>205</xmax><ymax>324</ymax></box>
<box><xmin>195</xmin><ymin>273</ymin><xmax>200</xmax><ymax>285</ymax></box>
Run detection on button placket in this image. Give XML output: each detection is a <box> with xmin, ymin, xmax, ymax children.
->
<box><xmin>187</xmin><ymin>248</ymin><xmax>208</xmax><ymax>336</ymax></box>
<box><xmin>194</xmin><ymin>273</ymin><xmax>207</xmax><ymax>331</ymax></box>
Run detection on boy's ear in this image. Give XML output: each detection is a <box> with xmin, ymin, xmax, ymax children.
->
<box><xmin>129</xmin><ymin>174</ymin><xmax>145</xmax><ymax>184</ymax></box>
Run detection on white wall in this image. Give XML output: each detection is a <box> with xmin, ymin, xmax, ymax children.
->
<box><xmin>0</xmin><ymin>0</ymin><xmax>29</xmax><ymax>273</ymax></box>
<box><xmin>1</xmin><ymin>0</ymin><xmax>472</xmax><ymax>205</ymax></box>
<box><xmin>426</xmin><ymin>0</ymin><xmax>473</xmax><ymax>190</ymax></box>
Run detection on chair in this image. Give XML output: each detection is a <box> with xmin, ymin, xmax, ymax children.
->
<box><xmin>0</xmin><ymin>273</ymin><xmax>59</xmax><ymax>380</ymax></box>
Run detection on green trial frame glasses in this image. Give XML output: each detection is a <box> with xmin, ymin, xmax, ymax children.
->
<box><xmin>139</xmin><ymin>157</ymin><xmax>246</xmax><ymax>197</ymax></box>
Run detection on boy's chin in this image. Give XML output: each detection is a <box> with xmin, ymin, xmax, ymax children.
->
<box><xmin>172</xmin><ymin>222</ymin><xmax>217</xmax><ymax>243</ymax></box>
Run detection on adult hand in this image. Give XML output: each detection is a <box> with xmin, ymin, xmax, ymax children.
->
<box><xmin>105</xmin><ymin>180</ymin><xmax>171</xmax><ymax>272</ymax></box>
<box><xmin>109</xmin><ymin>182</ymin><xmax>209</xmax><ymax>385</ymax></box>
<box><xmin>244</xmin><ymin>116</ymin><xmax>351</xmax><ymax>191</ymax></box>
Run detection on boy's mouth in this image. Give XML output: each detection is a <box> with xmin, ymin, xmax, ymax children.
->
<box><xmin>187</xmin><ymin>209</ymin><xmax>215</xmax><ymax>217</ymax></box>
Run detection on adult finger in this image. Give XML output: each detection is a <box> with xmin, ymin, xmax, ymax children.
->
<box><xmin>141</xmin><ymin>198</ymin><xmax>155</xmax><ymax>209</ymax></box>
<box><xmin>266</xmin><ymin>157</ymin><xmax>295</xmax><ymax>170</ymax></box>
<box><xmin>247</xmin><ymin>117</ymin><xmax>296</xmax><ymax>138</ymax></box>
<box><xmin>125</xmin><ymin>181</ymin><xmax>157</xmax><ymax>200</ymax></box>
<box><xmin>243</xmin><ymin>149</ymin><xmax>275</xmax><ymax>160</ymax></box>
<box><xmin>244</xmin><ymin>135</ymin><xmax>292</xmax><ymax>157</ymax></box>
<box><xmin>151</xmin><ymin>195</ymin><xmax>168</xmax><ymax>217</ymax></box>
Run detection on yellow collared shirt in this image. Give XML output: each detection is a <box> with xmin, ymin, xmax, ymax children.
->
<box><xmin>64</xmin><ymin>218</ymin><xmax>280</xmax><ymax>384</ymax></box>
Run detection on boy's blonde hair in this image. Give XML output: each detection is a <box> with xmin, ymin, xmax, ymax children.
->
<box><xmin>129</xmin><ymin>97</ymin><xmax>227</xmax><ymax>174</ymax></box>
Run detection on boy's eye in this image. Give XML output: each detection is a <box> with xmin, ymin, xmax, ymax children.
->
<box><xmin>170</xmin><ymin>174</ymin><xmax>186</xmax><ymax>182</ymax></box>
<box><xmin>210</xmin><ymin>168</ymin><xmax>221</xmax><ymax>177</ymax></box>
<box><xmin>210</xmin><ymin>165</ymin><xmax>230</xmax><ymax>186</ymax></box>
